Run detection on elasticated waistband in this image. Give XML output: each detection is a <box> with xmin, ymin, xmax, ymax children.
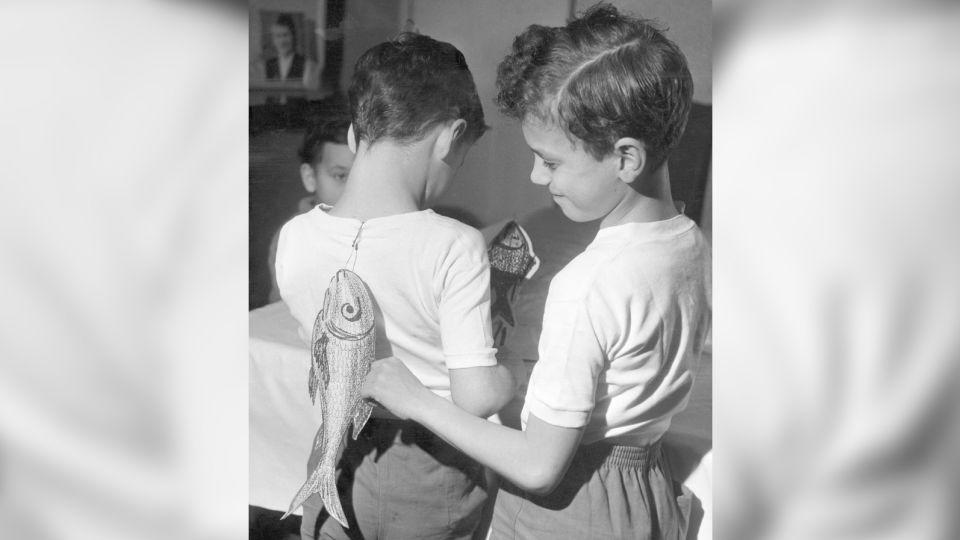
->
<box><xmin>576</xmin><ymin>440</ymin><xmax>662</xmax><ymax>470</ymax></box>
<box><xmin>605</xmin><ymin>442</ymin><xmax>660</xmax><ymax>468</ymax></box>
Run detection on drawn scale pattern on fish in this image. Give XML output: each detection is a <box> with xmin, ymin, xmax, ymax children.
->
<box><xmin>282</xmin><ymin>268</ymin><xmax>375</xmax><ymax>529</ymax></box>
<box><xmin>488</xmin><ymin>221</ymin><xmax>540</xmax><ymax>348</ymax></box>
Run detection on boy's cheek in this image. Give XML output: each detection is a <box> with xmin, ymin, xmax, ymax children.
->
<box><xmin>317</xmin><ymin>176</ymin><xmax>347</xmax><ymax>205</ymax></box>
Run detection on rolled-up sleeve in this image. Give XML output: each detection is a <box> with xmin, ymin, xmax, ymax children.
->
<box><xmin>438</xmin><ymin>229</ymin><xmax>498</xmax><ymax>369</ymax></box>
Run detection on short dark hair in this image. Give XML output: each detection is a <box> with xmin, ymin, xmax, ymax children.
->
<box><xmin>298</xmin><ymin>107</ymin><xmax>351</xmax><ymax>165</ymax></box>
<box><xmin>496</xmin><ymin>3</ymin><xmax>692</xmax><ymax>167</ymax></box>
<box><xmin>348</xmin><ymin>32</ymin><xmax>488</xmax><ymax>146</ymax></box>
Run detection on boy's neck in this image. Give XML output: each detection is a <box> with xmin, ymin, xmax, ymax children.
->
<box><xmin>601</xmin><ymin>163</ymin><xmax>679</xmax><ymax>228</ymax></box>
<box><xmin>328</xmin><ymin>139</ymin><xmax>431</xmax><ymax>221</ymax></box>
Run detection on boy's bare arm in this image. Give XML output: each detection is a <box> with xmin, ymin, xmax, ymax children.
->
<box><xmin>448</xmin><ymin>364</ymin><xmax>515</xmax><ymax>418</ymax></box>
<box><xmin>363</xmin><ymin>358</ymin><xmax>581</xmax><ymax>495</ymax></box>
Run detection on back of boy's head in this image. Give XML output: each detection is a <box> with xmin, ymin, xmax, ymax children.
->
<box><xmin>298</xmin><ymin>107</ymin><xmax>351</xmax><ymax>165</ymax></box>
<box><xmin>348</xmin><ymin>32</ymin><xmax>488</xmax><ymax>146</ymax></box>
<box><xmin>496</xmin><ymin>3</ymin><xmax>692</xmax><ymax>168</ymax></box>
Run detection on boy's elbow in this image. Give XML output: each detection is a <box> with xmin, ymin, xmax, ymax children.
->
<box><xmin>450</xmin><ymin>365</ymin><xmax>515</xmax><ymax>417</ymax></box>
<box><xmin>517</xmin><ymin>463</ymin><xmax>562</xmax><ymax>495</ymax></box>
<box><xmin>466</xmin><ymin>388</ymin><xmax>511</xmax><ymax>418</ymax></box>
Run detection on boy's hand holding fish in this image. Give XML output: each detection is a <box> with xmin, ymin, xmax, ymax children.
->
<box><xmin>361</xmin><ymin>357</ymin><xmax>439</xmax><ymax>422</ymax></box>
<box><xmin>362</xmin><ymin>355</ymin><xmax>583</xmax><ymax>496</ymax></box>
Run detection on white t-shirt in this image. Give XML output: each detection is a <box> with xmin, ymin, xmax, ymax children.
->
<box><xmin>521</xmin><ymin>214</ymin><xmax>711</xmax><ymax>446</ymax></box>
<box><xmin>276</xmin><ymin>206</ymin><xmax>497</xmax><ymax>399</ymax></box>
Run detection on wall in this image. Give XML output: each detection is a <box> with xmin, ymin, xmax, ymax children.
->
<box><xmin>339</xmin><ymin>0</ymin><xmax>403</xmax><ymax>91</ymax></box>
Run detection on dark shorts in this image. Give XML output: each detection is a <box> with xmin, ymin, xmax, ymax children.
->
<box><xmin>490</xmin><ymin>441</ymin><xmax>693</xmax><ymax>540</ymax></box>
<box><xmin>301</xmin><ymin>418</ymin><xmax>488</xmax><ymax>540</ymax></box>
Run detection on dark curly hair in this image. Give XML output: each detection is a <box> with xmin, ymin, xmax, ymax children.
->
<box><xmin>496</xmin><ymin>3</ymin><xmax>692</xmax><ymax>167</ymax></box>
<box><xmin>298</xmin><ymin>105</ymin><xmax>351</xmax><ymax>165</ymax></box>
<box><xmin>349</xmin><ymin>32</ymin><xmax>488</xmax><ymax>146</ymax></box>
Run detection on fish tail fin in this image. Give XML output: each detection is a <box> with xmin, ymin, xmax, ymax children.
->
<box><xmin>281</xmin><ymin>469</ymin><xmax>323</xmax><ymax>520</ymax></box>
<box><xmin>319</xmin><ymin>467</ymin><xmax>348</xmax><ymax>529</ymax></box>
<box><xmin>351</xmin><ymin>401</ymin><xmax>373</xmax><ymax>440</ymax></box>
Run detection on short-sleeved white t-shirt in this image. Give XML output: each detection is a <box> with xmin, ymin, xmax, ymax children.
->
<box><xmin>276</xmin><ymin>206</ymin><xmax>497</xmax><ymax>399</ymax></box>
<box><xmin>521</xmin><ymin>214</ymin><xmax>711</xmax><ymax>446</ymax></box>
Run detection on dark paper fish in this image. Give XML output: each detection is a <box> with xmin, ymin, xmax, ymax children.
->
<box><xmin>282</xmin><ymin>269</ymin><xmax>375</xmax><ymax>528</ymax></box>
<box><xmin>488</xmin><ymin>221</ymin><xmax>540</xmax><ymax>345</ymax></box>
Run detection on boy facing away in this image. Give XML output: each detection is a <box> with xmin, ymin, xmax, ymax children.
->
<box><xmin>276</xmin><ymin>33</ymin><xmax>514</xmax><ymax>540</ymax></box>
<box><xmin>363</xmin><ymin>5</ymin><xmax>711</xmax><ymax>539</ymax></box>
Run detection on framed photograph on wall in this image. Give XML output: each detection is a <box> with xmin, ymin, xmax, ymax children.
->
<box><xmin>250</xmin><ymin>1</ymin><xmax>330</xmax><ymax>103</ymax></box>
<box><xmin>259</xmin><ymin>10</ymin><xmax>316</xmax><ymax>65</ymax></box>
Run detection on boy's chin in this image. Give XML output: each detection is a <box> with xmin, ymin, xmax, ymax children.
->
<box><xmin>553</xmin><ymin>200</ymin><xmax>595</xmax><ymax>223</ymax></box>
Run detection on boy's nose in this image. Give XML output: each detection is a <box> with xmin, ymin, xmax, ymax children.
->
<box><xmin>529</xmin><ymin>167</ymin><xmax>550</xmax><ymax>186</ymax></box>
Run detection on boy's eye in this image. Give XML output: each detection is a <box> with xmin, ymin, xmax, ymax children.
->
<box><xmin>532</xmin><ymin>152</ymin><xmax>559</xmax><ymax>172</ymax></box>
<box><xmin>535</xmin><ymin>155</ymin><xmax>558</xmax><ymax>171</ymax></box>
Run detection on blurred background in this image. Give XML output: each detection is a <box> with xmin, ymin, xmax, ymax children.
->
<box><xmin>713</xmin><ymin>3</ymin><xmax>960</xmax><ymax>539</ymax></box>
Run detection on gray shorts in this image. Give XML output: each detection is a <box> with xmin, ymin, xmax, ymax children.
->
<box><xmin>301</xmin><ymin>418</ymin><xmax>488</xmax><ymax>540</ymax></box>
<box><xmin>489</xmin><ymin>441</ymin><xmax>693</xmax><ymax>540</ymax></box>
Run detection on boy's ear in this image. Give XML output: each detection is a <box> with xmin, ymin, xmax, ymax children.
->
<box><xmin>300</xmin><ymin>163</ymin><xmax>317</xmax><ymax>193</ymax></box>
<box><xmin>347</xmin><ymin>124</ymin><xmax>358</xmax><ymax>154</ymax></box>
<box><xmin>613</xmin><ymin>137</ymin><xmax>647</xmax><ymax>184</ymax></box>
<box><xmin>436</xmin><ymin>119</ymin><xmax>468</xmax><ymax>162</ymax></box>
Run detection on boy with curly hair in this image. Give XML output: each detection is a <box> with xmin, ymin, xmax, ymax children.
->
<box><xmin>362</xmin><ymin>5</ymin><xmax>710</xmax><ymax>538</ymax></box>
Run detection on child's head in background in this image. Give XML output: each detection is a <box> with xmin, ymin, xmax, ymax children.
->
<box><xmin>298</xmin><ymin>110</ymin><xmax>353</xmax><ymax>207</ymax></box>
<box><xmin>496</xmin><ymin>3</ymin><xmax>692</xmax><ymax>224</ymax></box>
<box><xmin>347</xmin><ymin>32</ymin><xmax>488</xmax><ymax>202</ymax></box>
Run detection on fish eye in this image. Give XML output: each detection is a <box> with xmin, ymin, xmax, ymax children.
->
<box><xmin>341</xmin><ymin>302</ymin><xmax>362</xmax><ymax>322</ymax></box>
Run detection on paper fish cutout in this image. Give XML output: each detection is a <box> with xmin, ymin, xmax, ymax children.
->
<box><xmin>488</xmin><ymin>221</ymin><xmax>540</xmax><ymax>346</ymax></box>
<box><xmin>283</xmin><ymin>269</ymin><xmax>375</xmax><ymax>529</ymax></box>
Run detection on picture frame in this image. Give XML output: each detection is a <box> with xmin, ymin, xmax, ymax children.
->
<box><xmin>249</xmin><ymin>0</ymin><xmax>330</xmax><ymax>103</ymax></box>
